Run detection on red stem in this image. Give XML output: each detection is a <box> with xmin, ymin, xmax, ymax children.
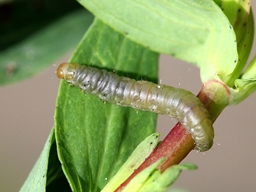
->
<box><xmin>115</xmin><ymin>124</ymin><xmax>194</xmax><ymax>192</ymax></box>
<box><xmin>115</xmin><ymin>80</ymin><xmax>230</xmax><ymax>192</ymax></box>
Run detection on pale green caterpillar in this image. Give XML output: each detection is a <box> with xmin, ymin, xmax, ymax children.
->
<box><xmin>56</xmin><ymin>63</ymin><xmax>214</xmax><ymax>151</ymax></box>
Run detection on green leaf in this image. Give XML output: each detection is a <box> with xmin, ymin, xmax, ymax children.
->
<box><xmin>214</xmin><ymin>0</ymin><xmax>256</xmax><ymax>105</ymax></box>
<box><xmin>20</xmin><ymin>129</ymin><xmax>55</xmax><ymax>192</ymax></box>
<box><xmin>230</xmin><ymin>55</ymin><xmax>256</xmax><ymax>105</ymax></box>
<box><xmin>0</xmin><ymin>10</ymin><xmax>94</xmax><ymax>85</ymax></box>
<box><xmin>102</xmin><ymin>133</ymin><xmax>160</xmax><ymax>192</ymax></box>
<box><xmin>55</xmin><ymin>19</ymin><xmax>158</xmax><ymax>192</ymax></box>
<box><xmin>214</xmin><ymin>0</ymin><xmax>254</xmax><ymax>86</ymax></box>
<box><xmin>137</xmin><ymin>163</ymin><xmax>197</xmax><ymax>192</ymax></box>
<box><xmin>0</xmin><ymin>0</ymin><xmax>81</xmax><ymax>50</ymax></box>
<box><xmin>122</xmin><ymin>158</ymin><xmax>165</xmax><ymax>192</ymax></box>
<box><xmin>122</xmin><ymin>159</ymin><xmax>196</xmax><ymax>192</ymax></box>
<box><xmin>78</xmin><ymin>0</ymin><xmax>238</xmax><ymax>83</ymax></box>
<box><xmin>242</xmin><ymin>55</ymin><xmax>256</xmax><ymax>80</ymax></box>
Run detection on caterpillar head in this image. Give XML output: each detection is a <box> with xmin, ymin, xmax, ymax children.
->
<box><xmin>56</xmin><ymin>63</ymin><xmax>78</xmax><ymax>83</ymax></box>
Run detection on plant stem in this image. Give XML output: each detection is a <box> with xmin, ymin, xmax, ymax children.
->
<box><xmin>115</xmin><ymin>79</ymin><xmax>230</xmax><ymax>192</ymax></box>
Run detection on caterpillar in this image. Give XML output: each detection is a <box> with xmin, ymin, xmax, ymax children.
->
<box><xmin>56</xmin><ymin>62</ymin><xmax>214</xmax><ymax>152</ymax></box>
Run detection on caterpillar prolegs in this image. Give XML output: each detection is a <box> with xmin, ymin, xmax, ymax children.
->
<box><xmin>56</xmin><ymin>63</ymin><xmax>214</xmax><ymax>152</ymax></box>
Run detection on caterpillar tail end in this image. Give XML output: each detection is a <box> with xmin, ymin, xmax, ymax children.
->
<box><xmin>191</xmin><ymin>118</ymin><xmax>214</xmax><ymax>152</ymax></box>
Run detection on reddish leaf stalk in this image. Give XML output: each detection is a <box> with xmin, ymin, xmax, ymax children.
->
<box><xmin>115</xmin><ymin>80</ymin><xmax>230</xmax><ymax>192</ymax></box>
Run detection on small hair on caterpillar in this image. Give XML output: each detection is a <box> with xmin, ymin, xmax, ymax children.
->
<box><xmin>56</xmin><ymin>62</ymin><xmax>214</xmax><ymax>152</ymax></box>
